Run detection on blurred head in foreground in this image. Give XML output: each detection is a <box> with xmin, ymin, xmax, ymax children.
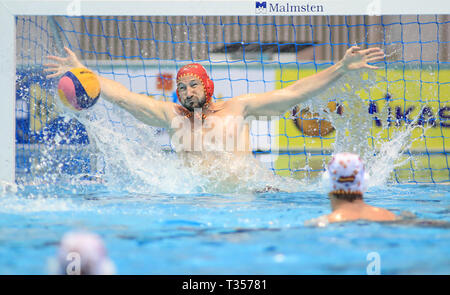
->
<box><xmin>56</xmin><ymin>231</ymin><xmax>116</xmax><ymax>275</ymax></box>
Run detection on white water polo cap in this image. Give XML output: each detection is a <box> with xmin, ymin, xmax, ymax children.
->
<box><xmin>327</xmin><ymin>152</ymin><xmax>366</xmax><ymax>195</ymax></box>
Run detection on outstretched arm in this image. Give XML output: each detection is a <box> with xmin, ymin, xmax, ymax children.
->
<box><xmin>44</xmin><ymin>47</ymin><xmax>177</xmax><ymax>128</ymax></box>
<box><xmin>238</xmin><ymin>46</ymin><xmax>385</xmax><ymax>117</ymax></box>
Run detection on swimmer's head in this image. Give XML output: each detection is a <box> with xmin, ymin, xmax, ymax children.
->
<box><xmin>176</xmin><ymin>63</ymin><xmax>214</xmax><ymax>111</ymax></box>
<box><xmin>57</xmin><ymin>231</ymin><xmax>116</xmax><ymax>275</ymax></box>
<box><xmin>327</xmin><ymin>152</ymin><xmax>366</xmax><ymax>200</ymax></box>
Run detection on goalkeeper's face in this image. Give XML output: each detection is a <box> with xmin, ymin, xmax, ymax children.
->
<box><xmin>177</xmin><ymin>75</ymin><xmax>207</xmax><ymax>111</ymax></box>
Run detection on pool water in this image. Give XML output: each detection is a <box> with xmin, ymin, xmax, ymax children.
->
<box><xmin>0</xmin><ymin>182</ymin><xmax>449</xmax><ymax>275</ymax></box>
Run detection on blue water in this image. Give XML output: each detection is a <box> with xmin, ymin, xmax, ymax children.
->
<box><xmin>0</xmin><ymin>182</ymin><xmax>449</xmax><ymax>275</ymax></box>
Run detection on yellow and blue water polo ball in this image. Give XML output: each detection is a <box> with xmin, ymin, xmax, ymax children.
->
<box><xmin>57</xmin><ymin>68</ymin><xmax>100</xmax><ymax>110</ymax></box>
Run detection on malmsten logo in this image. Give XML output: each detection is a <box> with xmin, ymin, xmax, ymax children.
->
<box><xmin>255</xmin><ymin>1</ymin><xmax>267</xmax><ymax>14</ymax></box>
<box><xmin>256</xmin><ymin>1</ymin><xmax>324</xmax><ymax>14</ymax></box>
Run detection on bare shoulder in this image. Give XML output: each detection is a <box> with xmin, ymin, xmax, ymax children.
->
<box><xmin>227</xmin><ymin>94</ymin><xmax>254</xmax><ymax>105</ymax></box>
<box><xmin>365</xmin><ymin>205</ymin><xmax>396</xmax><ymax>221</ymax></box>
<box><xmin>327</xmin><ymin>211</ymin><xmax>359</xmax><ymax>223</ymax></box>
<box><xmin>327</xmin><ymin>206</ymin><xmax>396</xmax><ymax>223</ymax></box>
<box><xmin>326</xmin><ymin>212</ymin><xmax>341</xmax><ymax>223</ymax></box>
<box><xmin>172</xmin><ymin>103</ymin><xmax>190</xmax><ymax>117</ymax></box>
<box><xmin>225</xmin><ymin>93</ymin><xmax>262</xmax><ymax>114</ymax></box>
<box><xmin>210</xmin><ymin>100</ymin><xmax>228</xmax><ymax>110</ymax></box>
<box><xmin>214</xmin><ymin>95</ymin><xmax>251</xmax><ymax>112</ymax></box>
<box><xmin>226</xmin><ymin>94</ymin><xmax>252</xmax><ymax>104</ymax></box>
<box><xmin>155</xmin><ymin>100</ymin><xmax>185</xmax><ymax>120</ymax></box>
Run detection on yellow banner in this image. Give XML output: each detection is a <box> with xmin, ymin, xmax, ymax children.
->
<box><xmin>273</xmin><ymin>66</ymin><xmax>450</xmax><ymax>181</ymax></box>
<box><xmin>275</xmin><ymin>67</ymin><xmax>450</xmax><ymax>151</ymax></box>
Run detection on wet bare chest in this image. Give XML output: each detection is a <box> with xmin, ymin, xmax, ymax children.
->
<box><xmin>170</xmin><ymin>113</ymin><xmax>250</xmax><ymax>152</ymax></box>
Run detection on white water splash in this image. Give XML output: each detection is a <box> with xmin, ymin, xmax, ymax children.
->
<box><xmin>68</xmin><ymin>100</ymin><xmax>305</xmax><ymax>194</ymax></box>
<box><xmin>74</xmin><ymin>103</ymin><xmax>207</xmax><ymax>194</ymax></box>
<box><xmin>299</xmin><ymin>70</ymin><xmax>423</xmax><ymax>189</ymax></box>
<box><xmin>0</xmin><ymin>195</ymin><xmax>76</xmax><ymax>213</ymax></box>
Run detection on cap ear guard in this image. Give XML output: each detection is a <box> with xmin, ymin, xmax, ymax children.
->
<box><xmin>204</xmin><ymin>76</ymin><xmax>214</xmax><ymax>102</ymax></box>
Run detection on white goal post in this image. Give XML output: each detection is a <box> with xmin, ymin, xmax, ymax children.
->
<box><xmin>0</xmin><ymin>0</ymin><xmax>448</xmax><ymax>184</ymax></box>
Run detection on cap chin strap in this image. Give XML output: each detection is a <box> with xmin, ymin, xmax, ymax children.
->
<box><xmin>181</xmin><ymin>100</ymin><xmax>211</xmax><ymax>121</ymax></box>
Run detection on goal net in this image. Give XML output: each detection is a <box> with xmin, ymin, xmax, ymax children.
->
<box><xmin>14</xmin><ymin>14</ymin><xmax>450</xmax><ymax>183</ymax></box>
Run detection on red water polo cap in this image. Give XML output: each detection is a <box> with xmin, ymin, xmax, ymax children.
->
<box><xmin>176</xmin><ymin>63</ymin><xmax>214</xmax><ymax>103</ymax></box>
